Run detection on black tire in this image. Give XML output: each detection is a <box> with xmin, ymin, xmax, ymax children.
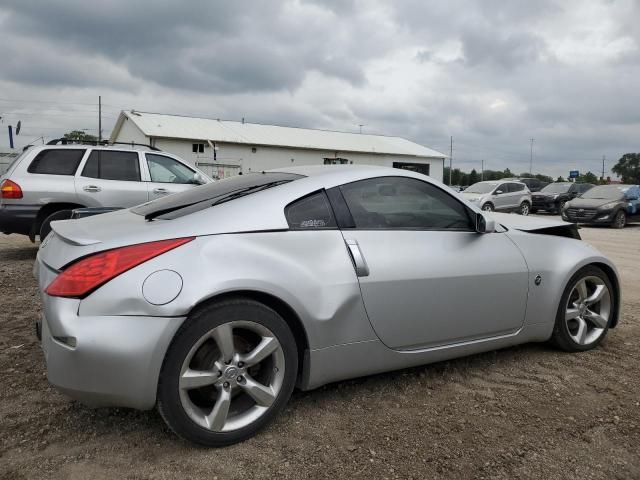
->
<box><xmin>481</xmin><ymin>203</ymin><xmax>494</xmax><ymax>212</ymax></box>
<box><xmin>519</xmin><ymin>201</ymin><xmax>531</xmax><ymax>216</ymax></box>
<box><xmin>39</xmin><ymin>209</ymin><xmax>73</xmax><ymax>241</ymax></box>
<box><xmin>550</xmin><ymin>265</ymin><xmax>614</xmax><ymax>352</ymax></box>
<box><xmin>157</xmin><ymin>298</ymin><xmax>298</xmax><ymax>447</ymax></box>
<box><xmin>611</xmin><ymin>210</ymin><xmax>626</xmax><ymax>229</ymax></box>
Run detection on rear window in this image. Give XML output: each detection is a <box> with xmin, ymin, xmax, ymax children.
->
<box><xmin>132</xmin><ymin>172</ymin><xmax>304</xmax><ymax>220</ymax></box>
<box><xmin>27</xmin><ymin>149</ymin><xmax>85</xmax><ymax>175</ymax></box>
<box><xmin>82</xmin><ymin>150</ymin><xmax>140</xmax><ymax>181</ymax></box>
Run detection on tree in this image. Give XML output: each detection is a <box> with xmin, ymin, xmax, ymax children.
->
<box><xmin>63</xmin><ymin>130</ymin><xmax>97</xmax><ymax>142</ymax></box>
<box><xmin>556</xmin><ymin>176</ymin><xmax>566</xmax><ymax>182</ymax></box>
<box><xmin>612</xmin><ymin>153</ymin><xmax>640</xmax><ymax>184</ymax></box>
<box><xmin>578</xmin><ymin>171</ymin><xmax>599</xmax><ymax>184</ymax></box>
<box><xmin>468</xmin><ymin>169</ymin><xmax>479</xmax><ymax>185</ymax></box>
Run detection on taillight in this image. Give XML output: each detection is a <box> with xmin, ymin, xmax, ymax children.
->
<box><xmin>45</xmin><ymin>237</ymin><xmax>195</xmax><ymax>298</ymax></box>
<box><xmin>1</xmin><ymin>179</ymin><xmax>23</xmax><ymax>199</ymax></box>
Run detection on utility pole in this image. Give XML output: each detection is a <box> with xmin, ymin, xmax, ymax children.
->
<box><xmin>358</xmin><ymin>124</ymin><xmax>364</xmax><ymax>134</ymax></box>
<box><xmin>98</xmin><ymin>96</ymin><xmax>102</xmax><ymax>142</ymax></box>
<box><xmin>529</xmin><ymin>138</ymin><xmax>534</xmax><ymax>174</ymax></box>
<box><xmin>481</xmin><ymin>159</ymin><xmax>484</xmax><ymax>181</ymax></box>
<box><xmin>449</xmin><ymin>136</ymin><xmax>453</xmax><ymax>186</ymax></box>
<box><xmin>602</xmin><ymin>155</ymin><xmax>605</xmax><ymax>182</ymax></box>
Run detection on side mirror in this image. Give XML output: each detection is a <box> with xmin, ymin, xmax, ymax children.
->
<box><xmin>475</xmin><ymin>213</ymin><xmax>495</xmax><ymax>233</ymax></box>
<box><xmin>192</xmin><ymin>173</ymin><xmax>207</xmax><ymax>185</ymax></box>
<box><xmin>494</xmin><ymin>190</ymin><xmax>503</xmax><ymax>195</ymax></box>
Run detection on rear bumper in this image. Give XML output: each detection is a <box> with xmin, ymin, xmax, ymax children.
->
<box><xmin>0</xmin><ymin>203</ymin><xmax>39</xmax><ymax>235</ymax></box>
<box><xmin>39</xmin><ymin>294</ymin><xmax>185</xmax><ymax>410</ymax></box>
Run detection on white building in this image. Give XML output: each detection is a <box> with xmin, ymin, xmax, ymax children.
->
<box><xmin>109</xmin><ymin>111</ymin><xmax>446</xmax><ymax>181</ymax></box>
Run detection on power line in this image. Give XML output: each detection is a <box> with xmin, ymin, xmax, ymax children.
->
<box><xmin>0</xmin><ymin>97</ymin><xmax>120</xmax><ymax>108</ymax></box>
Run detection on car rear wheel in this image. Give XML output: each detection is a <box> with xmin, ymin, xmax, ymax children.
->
<box><xmin>157</xmin><ymin>299</ymin><xmax>298</xmax><ymax>446</ymax></box>
<box><xmin>519</xmin><ymin>202</ymin><xmax>530</xmax><ymax>216</ymax></box>
<box><xmin>481</xmin><ymin>203</ymin><xmax>494</xmax><ymax>212</ymax></box>
<box><xmin>612</xmin><ymin>210</ymin><xmax>626</xmax><ymax>229</ymax></box>
<box><xmin>39</xmin><ymin>209</ymin><xmax>73</xmax><ymax>241</ymax></box>
<box><xmin>551</xmin><ymin>266</ymin><xmax>613</xmax><ymax>352</ymax></box>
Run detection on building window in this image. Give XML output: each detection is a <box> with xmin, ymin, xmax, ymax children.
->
<box><xmin>192</xmin><ymin>143</ymin><xmax>205</xmax><ymax>153</ymax></box>
<box><xmin>323</xmin><ymin>157</ymin><xmax>349</xmax><ymax>165</ymax></box>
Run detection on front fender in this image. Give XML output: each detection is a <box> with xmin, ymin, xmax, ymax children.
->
<box><xmin>505</xmin><ymin>229</ymin><xmax>621</xmax><ymax>335</ymax></box>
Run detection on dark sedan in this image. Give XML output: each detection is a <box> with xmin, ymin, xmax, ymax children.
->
<box><xmin>562</xmin><ymin>184</ymin><xmax>640</xmax><ymax>228</ymax></box>
<box><xmin>531</xmin><ymin>182</ymin><xmax>593</xmax><ymax>214</ymax></box>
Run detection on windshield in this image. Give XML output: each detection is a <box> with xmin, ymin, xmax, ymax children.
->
<box><xmin>580</xmin><ymin>185</ymin><xmax>627</xmax><ymax>200</ymax></box>
<box><xmin>541</xmin><ymin>183</ymin><xmax>571</xmax><ymax>194</ymax></box>
<box><xmin>465</xmin><ymin>182</ymin><xmax>497</xmax><ymax>194</ymax></box>
<box><xmin>132</xmin><ymin>172</ymin><xmax>304</xmax><ymax>220</ymax></box>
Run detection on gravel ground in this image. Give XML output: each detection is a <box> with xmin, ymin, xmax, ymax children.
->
<box><xmin>1</xmin><ymin>223</ymin><xmax>640</xmax><ymax>479</ymax></box>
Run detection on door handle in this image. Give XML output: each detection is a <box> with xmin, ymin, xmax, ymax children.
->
<box><xmin>344</xmin><ymin>239</ymin><xmax>369</xmax><ymax>277</ymax></box>
<box><xmin>83</xmin><ymin>185</ymin><xmax>101</xmax><ymax>193</ymax></box>
<box><xmin>153</xmin><ymin>188</ymin><xmax>169</xmax><ymax>194</ymax></box>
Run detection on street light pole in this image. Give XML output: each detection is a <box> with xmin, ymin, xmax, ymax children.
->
<box><xmin>449</xmin><ymin>136</ymin><xmax>453</xmax><ymax>186</ymax></box>
<box><xmin>529</xmin><ymin>138</ymin><xmax>534</xmax><ymax>174</ymax></box>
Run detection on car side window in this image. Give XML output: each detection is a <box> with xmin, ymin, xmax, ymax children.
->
<box><xmin>285</xmin><ymin>191</ymin><xmax>337</xmax><ymax>230</ymax></box>
<box><xmin>27</xmin><ymin>149</ymin><xmax>86</xmax><ymax>175</ymax></box>
<box><xmin>146</xmin><ymin>154</ymin><xmax>196</xmax><ymax>184</ymax></box>
<box><xmin>511</xmin><ymin>183</ymin><xmax>525</xmax><ymax>192</ymax></box>
<box><xmin>339</xmin><ymin>176</ymin><xmax>472</xmax><ymax>230</ymax></box>
<box><xmin>82</xmin><ymin>150</ymin><xmax>140</xmax><ymax>181</ymax></box>
<box><xmin>496</xmin><ymin>183</ymin><xmax>508</xmax><ymax>194</ymax></box>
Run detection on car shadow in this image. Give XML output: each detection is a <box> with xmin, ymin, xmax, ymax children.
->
<box><xmin>0</xmin><ymin>245</ymin><xmax>38</xmax><ymax>261</ymax></box>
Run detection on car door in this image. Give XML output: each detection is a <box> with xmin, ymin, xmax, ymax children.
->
<box><xmin>75</xmin><ymin>149</ymin><xmax>148</xmax><ymax>207</ymax></box>
<box><xmin>333</xmin><ymin>176</ymin><xmax>529</xmax><ymax>350</ymax></box>
<box><xmin>509</xmin><ymin>182</ymin><xmax>527</xmax><ymax>208</ymax></box>
<box><xmin>143</xmin><ymin>153</ymin><xmax>202</xmax><ymax>201</ymax></box>
<box><xmin>492</xmin><ymin>183</ymin><xmax>511</xmax><ymax>210</ymax></box>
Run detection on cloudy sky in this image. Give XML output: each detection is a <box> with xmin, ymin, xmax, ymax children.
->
<box><xmin>0</xmin><ymin>0</ymin><xmax>638</xmax><ymax>178</ymax></box>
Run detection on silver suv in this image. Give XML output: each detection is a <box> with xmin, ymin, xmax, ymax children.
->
<box><xmin>461</xmin><ymin>180</ymin><xmax>532</xmax><ymax>215</ymax></box>
<box><xmin>0</xmin><ymin>141</ymin><xmax>211</xmax><ymax>241</ymax></box>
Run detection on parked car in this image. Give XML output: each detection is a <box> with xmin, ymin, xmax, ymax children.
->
<box><xmin>461</xmin><ymin>180</ymin><xmax>532</xmax><ymax>215</ymax></box>
<box><xmin>0</xmin><ymin>141</ymin><xmax>211</xmax><ymax>241</ymax></box>
<box><xmin>35</xmin><ymin>166</ymin><xmax>620</xmax><ymax>446</ymax></box>
<box><xmin>531</xmin><ymin>182</ymin><xmax>594</xmax><ymax>214</ymax></box>
<box><xmin>561</xmin><ymin>184</ymin><xmax>640</xmax><ymax>228</ymax></box>
<box><xmin>503</xmin><ymin>177</ymin><xmax>548</xmax><ymax>192</ymax></box>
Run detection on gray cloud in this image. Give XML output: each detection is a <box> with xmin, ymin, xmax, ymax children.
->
<box><xmin>0</xmin><ymin>0</ymin><xmax>638</xmax><ymax>179</ymax></box>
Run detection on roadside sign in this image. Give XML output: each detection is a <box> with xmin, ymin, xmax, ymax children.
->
<box><xmin>569</xmin><ymin>170</ymin><xmax>579</xmax><ymax>179</ymax></box>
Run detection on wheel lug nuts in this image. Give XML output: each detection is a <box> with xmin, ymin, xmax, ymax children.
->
<box><xmin>223</xmin><ymin>382</ymin><xmax>230</xmax><ymax>388</ymax></box>
<box><xmin>237</xmin><ymin>376</ymin><xmax>244</xmax><ymax>383</ymax></box>
<box><xmin>238</xmin><ymin>361</ymin><xmax>245</xmax><ymax>368</ymax></box>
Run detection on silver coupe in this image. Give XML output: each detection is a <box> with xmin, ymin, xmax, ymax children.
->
<box><xmin>35</xmin><ymin>166</ymin><xmax>621</xmax><ymax>446</ymax></box>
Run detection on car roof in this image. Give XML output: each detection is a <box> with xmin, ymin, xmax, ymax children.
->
<box><xmin>23</xmin><ymin>144</ymin><xmax>157</xmax><ymax>153</ymax></box>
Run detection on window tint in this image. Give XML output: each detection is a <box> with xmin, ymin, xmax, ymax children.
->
<box><xmin>510</xmin><ymin>183</ymin><xmax>525</xmax><ymax>192</ymax></box>
<box><xmin>339</xmin><ymin>176</ymin><xmax>472</xmax><ymax>230</ymax></box>
<box><xmin>82</xmin><ymin>150</ymin><xmax>140</xmax><ymax>181</ymax></box>
<box><xmin>146</xmin><ymin>154</ymin><xmax>195</xmax><ymax>184</ymax></box>
<box><xmin>495</xmin><ymin>183</ymin><xmax>508</xmax><ymax>193</ymax></box>
<box><xmin>285</xmin><ymin>191</ymin><xmax>337</xmax><ymax>229</ymax></box>
<box><xmin>27</xmin><ymin>149</ymin><xmax>85</xmax><ymax>175</ymax></box>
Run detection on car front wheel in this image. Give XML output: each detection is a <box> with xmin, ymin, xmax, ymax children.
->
<box><xmin>481</xmin><ymin>203</ymin><xmax>494</xmax><ymax>212</ymax></box>
<box><xmin>157</xmin><ymin>298</ymin><xmax>298</xmax><ymax>446</ymax></box>
<box><xmin>551</xmin><ymin>266</ymin><xmax>613</xmax><ymax>352</ymax></box>
<box><xmin>612</xmin><ymin>210</ymin><xmax>626</xmax><ymax>229</ymax></box>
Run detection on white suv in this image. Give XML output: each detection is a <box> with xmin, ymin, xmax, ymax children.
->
<box><xmin>461</xmin><ymin>180</ymin><xmax>532</xmax><ymax>215</ymax></box>
<box><xmin>0</xmin><ymin>141</ymin><xmax>211</xmax><ymax>241</ymax></box>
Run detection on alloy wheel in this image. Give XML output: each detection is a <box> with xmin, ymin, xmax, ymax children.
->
<box><xmin>520</xmin><ymin>202</ymin><xmax>530</xmax><ymax>216</ymax></box>
<box><xmin>564</xmin><ymin>276</ymin><xmax>611</xmax><ymax>346</ymax></box>
<box><xmin>482</xmin><ymin>203</ymin><xmax>493</xmax><ymax>212</ymax></box>
<box><xmin>178</xmin><ymin>321</ymin><xmax>285</xmax><ymax>432</ymax></box>
<box><xmin>614</xmin><ymin>211</ymin><xmax>626</xmax><ymax>228</ymax></box>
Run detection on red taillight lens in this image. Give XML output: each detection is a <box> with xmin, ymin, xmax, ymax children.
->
<box><xmin>1</xmin><ymin>179</ymin><xmax>23</xmax><ymax>199</ymax></box>
<box><xmin>45</xmin><ymin>237</ymin><xmax>195</xmax><ymax>298</ymax></box>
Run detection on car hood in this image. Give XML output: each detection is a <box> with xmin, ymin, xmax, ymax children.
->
<box><xmin>566</xmin><ymin>197</ymin><xmax>619</xmax><ymax>209</ymax></box>
<box><xmin>486</xmin><ymin>212</ymin><xmax>571</xmax><ymax>231</ymax></box>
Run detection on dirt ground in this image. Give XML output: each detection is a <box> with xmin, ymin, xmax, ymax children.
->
<box><xmin>1</xmin><ymin>223</ymin><xmax>639</xmax><ymax>480</ymax></box>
